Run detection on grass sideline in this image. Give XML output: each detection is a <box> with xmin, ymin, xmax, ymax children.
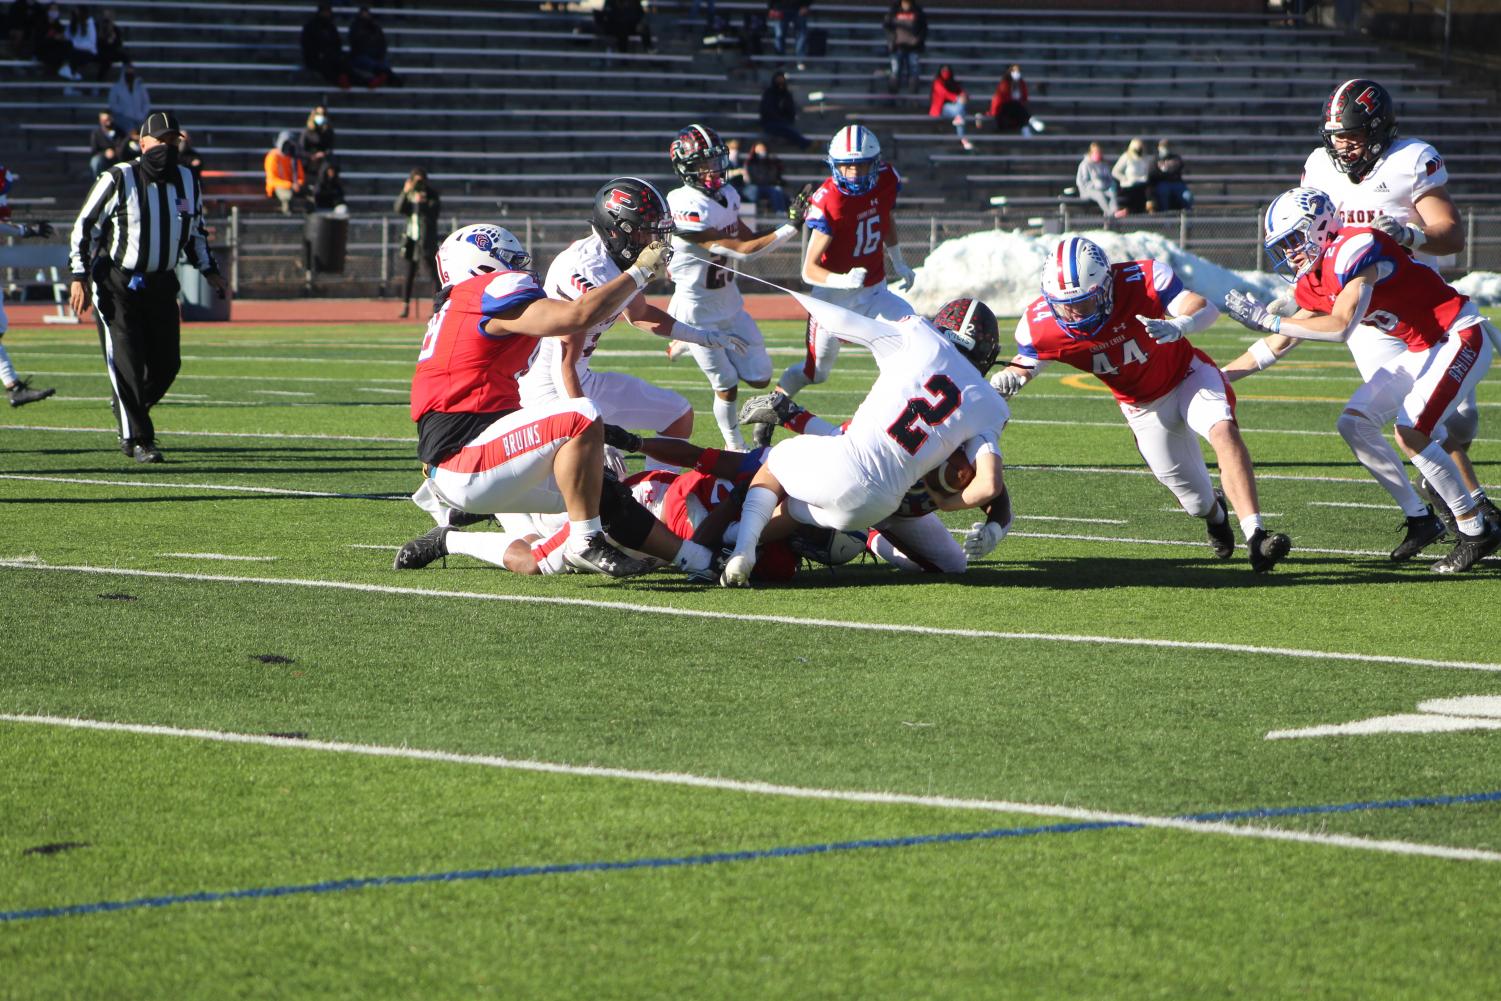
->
<box><xmin>2</xmin><ymin>313</ymin><xmax>1500</xmax><ymax>999</ymax></box>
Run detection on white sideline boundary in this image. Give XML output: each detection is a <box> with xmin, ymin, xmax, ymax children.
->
<box><xmin>0</xmin><ymin>474</ymin><xmax>403</xmax><ymax>500</ymax></box>
<box><xmin>3</xmin><ymin>559</ymin><xmax>1498</xmax><ymax>674</ymax></box>
<box><xmin>3</xmin><ymin>713</ymin><xmax>1497</xmax><ymax>864</ymax></box>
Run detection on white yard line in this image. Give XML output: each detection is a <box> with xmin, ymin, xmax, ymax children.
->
<box><xmin>250</xmin><ymin>390</ymin><xmax>317</xmax><ymax>397</ymax></box>
<box><xmin>158</xmin><ymin>553</ymin><xmax>279</xmax><ymax>561</ymax></box>
<box><xmin>2</xmin><ymin>560</ymin><xmax>1497</xmax><ymax>673</ymax></box>
<box><xmin>0</xmin><ymin>473</ymin><xmax>402</xmax><ymax>500</ymax></box>
<box><xmin>2</xmin><ymin>713</ymin><xmax>1496</xmax><ymax>864</ymax></box>
<box><xmin>0</xmin><ymin>424</ymin><xmax>412</xmax><ymax>443</ymax></box>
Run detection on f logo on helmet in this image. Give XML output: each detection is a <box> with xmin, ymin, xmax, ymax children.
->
<box><xmin>1353</xmin><ymin>87</ymin><xmax>1380</xmax><ymax>115</ymax></box>
<box><xmin>607</xmin><ymin>188</ymin><xmax>635</xmax><ymax>210</ymax></box>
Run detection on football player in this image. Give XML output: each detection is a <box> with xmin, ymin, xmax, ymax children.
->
<box><xmin>393</xmin><ymin>223</ymin><xmax>716</xmax><ymax>580</ymax></box>
<box><xmin>0</xmin><ymin>217</ymin><xmax>58</xmax><ymax>406</ymax></box>
<box><xmin>721</xmin><ymin>296</ymin><xmax>1009</xmax><ymax>587</ymax></box>
<box><xmin>753</xmin><ymin>125</ymin><xmax>915</xmax><ymax>442</ymax></box>
<box><xmin>1235</xmin><ymin>79</ymin><xmax>1492</xmax><ymax>543</ymax></box>
<box><xmin>990</xmin><ymin>236</ymin><xmax>1292</xmax><ymax>573</ymax></box>
<box><xmin>517</xmin><ymin>177</ymin><xmax>745</xmax><ymax>462</ymax></box>
<box><xmin>1224</xmin><ymin>187</ymin><xmax>1499</xmax><ymax>573</ymax></box>
<box><xmin>663</xmin><ymin>124</ymin><xmax>809</xmax><ymax>450</ymax></box>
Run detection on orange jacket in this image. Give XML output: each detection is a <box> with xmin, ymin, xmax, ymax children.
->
<box><xmin>264</xmin><ymin>149</ymin><xmax>305</xmax><ymax>197</ymax></box>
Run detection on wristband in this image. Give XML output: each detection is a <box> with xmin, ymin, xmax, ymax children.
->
<box><xmin>1406</xmin><ymin>224</ymin><xmax>1429</xmax><ymax>252</ymax></box>
<box><xmin>625</xmin><ymin>265</ymin><xmax>651</xmax><ymax>289</ymax></box>
<box><xmin>1249</xmin><ymin>338</ymin><xmax>1279</xmax><ymax>371</ymax></box>
<box><xmin>773</xmin><ymin>223</ymin><xmax>797</xmax><ymax>242</ymax></box>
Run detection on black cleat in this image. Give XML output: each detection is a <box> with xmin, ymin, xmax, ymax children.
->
<box><xmin>6</xmin><ymin>378</ymin><xmax>55</xmax><ymax>407</ymax></box>
<box><xmin>393</xmin><ymin>524</ymin><xmax>451</xmax><ymax>570</ymax></box>
<box><xmin>1481</xmin><ymin>498</ymin><xmax>1501</xmax><ymax>534</ymax></box>
<box><xmin>738</xmin><ymin>391</ymin><xmax>803</xmax><ymax>428</ymax></box>
<box><xmin>120</xmin><ymin>437</ymin><xmax>136</xmax><ymax>457</ymax></box>
<box><xmin>1205</xmin><ymin>490</ymin><xmax>1235</xmax><ymax>560</ymax></box>
<box><xmin>1247</xmin><ymin>528</ymin><xmax>1291</xmax><ymax>574</ymax></box>
<box><xmin>445</xmin><ymin>509</ymin><xmax>494</xmax><ymax>529</ymax></box>
<box><xmin>1430</xmin><ymin>521</ymin><xmax>1501</xmax><ymax>574</ymax></box>
<box><xmin>132</xmin><ymin>442</ymin><xmax>163</xmax><ymax>463</ymax></box>
<box><xmin>1414</xmin><ymin>479</ymin><xmax>1458</xmax><ymax>537</ymax></box>
<box><xmin>563</xmin><ymin>532</ymin><xmax>652</xmax><ymax>578</ymax></box>
<box><xmin>1391</xmin><ymin>508</ymin><xmax>1447</xmax><ymax>562</ymax></box>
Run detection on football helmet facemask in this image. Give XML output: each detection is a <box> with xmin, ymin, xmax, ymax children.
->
<box><xmin>434</xmin><ymin>223</ymin><xmax>533</xmax><ymax>288</ymax></box>
<box><xmin>827</xmin><ymin>124</ymin><xmax>882</xmax><ymax>196</ymax></box>
<box><xmin>1320</xmin><ymin>79</ymin><xmax>1397</xmax><ymax>183</ymax></box>
<box><xmin>932</xmin><ymin>297</ymin><xmax>1001</xmax><ymax>374</ymax></box>
<box><xmin>1263</xmin><ymin>187</ymin><xmax>1340</xmax><ymax>283</ymax></box>
<box><xmin>670</xmin><ymin>124</ymin><xmax>730</xmax><ymax>194</ymax></box>
<box><xmin>1040</xmin><ymin>237</ymin><xmax>1115</xmax><ymax>336</ymax></box>
<box><xmin>591</xmin><ymin>177</ymin><xmax>673</xmax><ymax>269</ymax></box>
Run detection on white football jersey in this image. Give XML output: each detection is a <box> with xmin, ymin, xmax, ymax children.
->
<box><xmin>519</xmin><ymin>233</ymin><xmax>626</xmax><ymax>397</ymax></box>
<box><xmin>667</xmin><ymin>184</ymin><xmax>744</xmax><ymax>322</ymax></box>
<box><xmin>1302</xmin><ymin>137</ymin><xmax>1450</xmax><ymax>270</ymax></box>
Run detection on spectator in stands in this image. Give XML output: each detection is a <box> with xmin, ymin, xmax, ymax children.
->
<box><xmin>93</xmin><ymin>7</ymin><xmax>123</xmax><ymax>80</ymax></box>
<box><xmin>177</xmin><ymin>129</ymin><xmax>204</xmax><ymax>181</ymax></box>
<box><xmin>1112</xmin><ymin>137</ymin><xmax>1155</xmax><ymax>215</ymax></box>
<box><xmin>928</xmin><ymin>64</ymin><xmax>973</xmax><ymax>151</ymax></box>
<box><xmin>1075</xmin><ymin>142</ymin><xmax>1122</xmax><ymax>220</ymax></box>
<box><xmin>106</xmin><ymin>62</ymin><xmax>149</xmax><ymax>133</ymax></box>
<box><xmin>742</xmin><ymin>140</ymin><xmax>790</xmax><ymax>215</ymax></box>
<box><xmin>312</xmin><ymin>162</ymin><xmax>347</xmax><ymax>213</ymax></box>
<box><xmin>595</xmin><ymin>0</ymin><xmax>653</xmax><ymax>54</ymax></box>
<box><xmin>883</xmin><ymin>0</ymin><xmax>925</xmax><ymax>95</ymax></box>
<box><xmin>302</xmin><ymin>106</ymin><xmax>335</xmax><ymax>168</ymax></box>
<box><xmin>35</xmin><ymin>3</ymin><xmax>79</xmax><ymax>80</ymax></box>
<box><xmin>724</xmin><ymin>137</ymin><xmax>748</xmax><ymax>194</ymax></box>
<box><xmin>88</xmin><ymin>109</ymin><xmax>124</xmax><ymax>175</ymax></box>
<box><xmin>766</xmin><ymin>1</ymin><xmax>808</xmax><ymax>67</ymax></box>
<box><xmin>759</xmin><ymin>71</ymin><xmax>811</xmax><ymax>150</ymax></box>
<box><xmin>393</xmin><ymin>167</ymin><xmax>441</xmax><ymax>319</ymax></box>
<box><xmin>1150</xmin><ymin>139</ymin><xmax>1192</xmax><ymax>212</ymax></box>
<box><xmin>348</xmin><ymin>5</ymin><xmax>396</xmax><ymax>88</ymax></box>
<box><xmin>63</xmin><ymin>4</ymin><xmax>95</xmax><ymax>78</ymax></box>
<box><xmin>982</xmin><ymin>64</ymin><xmax>1042</xmax><ymax>136</ymax></box>
<box><xmin>301</xmin><ymin>2</ymin><xmax>350</xmax><ymax>89</ymax></box>
<box><xmin>264</xmin><ymin>131</ymin><xmax>309</xmax><ymax>215</ymax></box>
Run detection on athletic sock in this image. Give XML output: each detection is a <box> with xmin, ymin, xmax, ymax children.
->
<box><xmin>1337</xmin><ymin>412</ymin><xmax>1428</xmax><ymax>517</ymax></box>
<box><xmin>566</xmin><ymin>517</ymin><xmax>603</xmax><ymax>549</ymax></box>
<box><xmin>732</xmin><ymin>485</ymin><xmax>779</xmax><ymax>558</ymax></box>
<box><xmin>673</xmin><ymin>539</ymin><xmax>711</xmax><ymax>574</ymax></box>
<box><xmin>713</xmin><ymin>396</ymin><xmax>745</xmax><ymax>450</ymax></box>
<box><xmin>0</xmin><ymin>343</ymin><xmax>16</xmax><ymax>387</ymax></box>
<box><xmin>1410</xmin><ymin>440</ymin><xmax>1473</xmax><ymax>519</ymax></box>
<box><xmin>790</xmin><ymin>412</ymin><xmax>839</xmax><ymax>436</ymax></box>
<box><xmin>1456</xmin><ymin>514</ymin><xmax>1484</xmax><ymax>537</ymax></box>
<box><xmin>776</xmin><ymin>364</ymin><xmax>810</xmax><ymax>399</ymax></box>
<box><xmin>446</xmin><ymin>530</ymin><xmax>519</xmax><ymax>570</ymax></box>
<box><xmin>1238</xmin><ymin>514</ymin><xmax>1264</xmax><ymax>541</ymax></box>
<box><xmin>1207</xmin><ymin>500</ymin><xmax>1227</xmax><ymax>525</ymax></box>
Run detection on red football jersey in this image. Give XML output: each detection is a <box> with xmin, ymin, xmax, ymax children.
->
<box><xmin>1016</xmin><ymin>260</ymin><xmax>1203</xmax><ymax>405</ymax></box>
<box><xmin>803</xmin><ymin>164</ymin><xmax>902</xmax><ymax>286</ymax></box>
<box><xmin>408</xmin><ymin>270</ymin><xmax>548</xmax><ymax>421</ymax></box>
<box><xmin>1293</xmin><ymin>227</ymin><xmax>1467</xmax><ymax>352</ymax></box>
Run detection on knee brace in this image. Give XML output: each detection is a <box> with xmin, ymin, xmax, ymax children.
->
<box><xmin>598</xmin><ymin>473</ymin><xmax>657</xmax><ymax>550</ymax></box>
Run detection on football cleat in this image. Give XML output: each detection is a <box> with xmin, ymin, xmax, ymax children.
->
<box><xmin>6</xmin><ymin>378</ymin><xmax>55</xmax><ymax>407</ymax></box>
<box><xmin>563</xmin><ymin>533</ymin><xmax>652</xmax><ymax>578</ymax></box>
<box><xmin>685</xmin><ymin>547</ymin><xmax>730</xmax><ymax>585</ymax></box>
<box><xmin>1429</xmin><ymin>521</ymin><xmax>1501</xmax><ymax>574</ymax></box>
<box><xmin>132</xmin><ymin>442</ymin><xmax>164</xmax><ymax>463</ymax></box>
<box><xmin>1205</xmin><ymin>491</ymin><xmax>1235</xmax><ymax>560</ymax></box>
<box><xmin>445</xmin><ymin>509</ymin><xmax>494</xmax><ymax>529</ymax></box>
<box><xmin>749</xmin><ymin>421</ymin><xmax>774</xmax><ymax>449</ymax></box>
<box><xmin>1390</xmin><ymin>508</ymin><xmax>1447</xmax><ymax>562</ymax></box>
<box><xmin>1247</xmin><ymin>528</ymin><xmax>1291</xmax><ymax>574</ymax></box>
<box><xmin>1413</xmin><ymin>479</ymin><xmax>1457</xmax><ymax>537</ymax></box>
<box><xmin>739</xmin><ymin>391</ymin><xmax>802</xmax><ymax>427</ymax></box>
<box><xmin>666</xmin><ymin>339</ymin><xmax>692</xmax><ymax>363</ymax></box>
<box><xmin>720</xmin><ymin>552</ymin><xmax>755</xmax><ymax>587</ymax></box>
<box><xmin>1483</xmin><ymin>498</ymin><xmax>1501</xmax><ymax>533</ymax></box>
<box><xmin>394</xmin><ymin>524</ymin><xmax>451</xmax><ymax>570</ymax></box>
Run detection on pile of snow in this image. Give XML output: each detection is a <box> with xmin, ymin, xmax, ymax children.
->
<box><xmin>904</xmin><ymin>229</ymin><xmax>1501</xmax><ymax>315</ymax></box>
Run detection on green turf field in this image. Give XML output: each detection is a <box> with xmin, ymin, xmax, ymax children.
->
<box><xmin>3</xmin><ymin>313</ymin><xmax>1500</xmax><ymax>999</ymax></box>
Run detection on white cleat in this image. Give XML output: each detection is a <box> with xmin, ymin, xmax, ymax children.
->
<box><xmin>720</xmin><ymin>553</ymin><xmax>755</xmax><ymax>588</ymax></box>
<box><xmin>666</xmin><ymin>339</ymin><xmax>692</xmax><ymax>363</ymax></box>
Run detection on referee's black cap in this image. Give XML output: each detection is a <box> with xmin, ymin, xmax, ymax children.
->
<box><xmin>141</xmin><ymin>111</ymin><xmax>181</xmax><ymax>139</ymax></box>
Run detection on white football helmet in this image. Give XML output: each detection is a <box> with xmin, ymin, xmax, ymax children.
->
<box><xmin>1040</xmin><ymin>236</ymin><xmax>1114</xmax><ymax>335</ymax></box>
<box><xmin>434</xmin><ymin>223</ymin><xmax>533</xmax><ymax>288</ymax></box>
<box><xmin>1263</xmin><ymin>187</ymin><xmax>1340</xmax><ymax>283</ymax></box>
<box><xmin>827</xmin><ymin>124</ymin><xmax>882</xmax><ymax>195</ymax></box>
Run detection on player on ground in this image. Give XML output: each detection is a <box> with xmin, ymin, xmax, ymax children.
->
<box><xmin>754</xmin><ymin>125</ymin><xmax>915</xmax><ymax>443</ymax></box>
<box><xmin>518</xmin><ymin>177</ymin><xmax>744</xmax><ymax>459</ymax></box>
<box><xmin>1240</xmin><ymin>79</ymin><xmax>1491</xmax><ymax>545</ymax></box>
<box><xmin>0</xmin><ymin>217</ymin><xmax>58</xmax><ymax>406</ymax></box>
<box><xmin>990</xmin><ymin>236</ymin><xmax>1292</xmax><ymax>572</ymax></box>
<box><xmin>663</xmin><ymin>124</ymin><xmax>810</xmax><ymax>449</ymax></box>
<box><xmin>1223</xmin><ymin>187</ymin><xmax>1499</xmax><ymax>573</ymax></box>
<box><xmin>393</xmin><ymin>223</ymin><xmax>715</xmax><ymax>580</ymax></box>
<box><xmin>721</xmin><ymin>295</ymin><xmax>1009</xmax><ymax>587</ymax></box>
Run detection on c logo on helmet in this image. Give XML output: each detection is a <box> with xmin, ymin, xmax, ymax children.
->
<box><xmin>1353</xmin><ymin>87</ymin><xmax>1380</xmax><ymax>115</ymax></box>
<box><xmin>468</xmin><ymin>231</ymin><xmax>493</xmax><ymax>253</ymax></box>
<box><xmin>607</xmin><ymin>188</ymin><xmax>635</xmax><ymax>210</ymax></box>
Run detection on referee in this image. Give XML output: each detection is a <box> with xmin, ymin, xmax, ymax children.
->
<box><xmin>68</xmin><ymin>111</ymin><xmax>226</xmax><ymax>463</ymax></box>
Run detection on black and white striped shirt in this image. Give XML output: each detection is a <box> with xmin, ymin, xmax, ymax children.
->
<box><xmin>69</xmin><ymin>161</ymin><xmax>217</xmax><ymax>278</ymax></box>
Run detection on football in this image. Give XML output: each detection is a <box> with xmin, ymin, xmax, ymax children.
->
<box><xmin>923</xmin><ymin>448</ymin><xmax>976</xmax><ymax>496</ymax></box>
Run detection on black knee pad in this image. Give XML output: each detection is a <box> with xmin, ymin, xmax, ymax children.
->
<box><xmin>599</xmin><ymin>473</ymin><xmax>656</xmax><ymax>550</ymax></box>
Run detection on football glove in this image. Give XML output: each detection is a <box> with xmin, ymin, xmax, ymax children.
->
<box><xmin>822</xmin><ymin>267</ymin><xmax>866</xmax><ymax>290</ymax></box>
<box><xmin>1223</xmin><ymin>290</ymin><xmax>1281</xmax><ymax>334</ymax></box>
<box><xmin>787</xmin><ymin>183</ymin><xmax>815</xmax><ymax>227</ymax></box>
<box><xmin>962</xmin><ymin>521</ymin><xmax>1007</xmax><ymax>559</ymax></box>
<box><xmin>603</xmin><ymin>424</ymin><xmax>643</xmax><ymax>453</ymax></box>
<box><xmin>888</xmin><ymin>260</ymin><xmax>916</xmax><ymax>294</ymax></box>
<box><xmin>1136</xmin><ymin>313</ymin><xmax>1190</xmax><ymax>345</ymax></box>
<box><xmin>1371</xmin><ymin>214</ymin><xmax>1427</xmax><ymax>251</ymax></box>
<box><xmin>989</xmin><ymin>366</ymin><xmax>1025</xmax><ymax>397</ymax></box>
<box><xmin>21</xmin><ymin>221</ymin><xmax>54</xmax><ymax>239</ymax></box>
<box><xmin>631</xmin><ymin>241</ymin><xmax>673</xmax><ymax>281</ymax></box>
<box><xmin>674</xmin><ymin>322</ymin><xmax>748</xmax><ymax>355</ymax></box>
<box><xmin>1267</xmin><ymin>294</ymin><xmax>1300</xmax><ymax>319</ymax></box>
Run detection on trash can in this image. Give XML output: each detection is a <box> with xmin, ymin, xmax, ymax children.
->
<box><xmin>304</xmin><ymin>211</ymin><xmax>348</xmax><ymax>274</ymax></box>
<box><xmin>177</xmin><ymin>263</ymin><xmax>231</xmax><ymax>321</ymax></box>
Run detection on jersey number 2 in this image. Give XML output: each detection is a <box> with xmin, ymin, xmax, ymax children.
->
<box><xmin>887</xmin><ymin>374</ymin><xmax>961</xmax><ymax>454</ymax></box>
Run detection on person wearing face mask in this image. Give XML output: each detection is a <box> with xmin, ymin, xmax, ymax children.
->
<box><xmin>982</xmin><ymin>65</ymin><xmax>1043</xmax><ymax>136</ymax></box>
<box><xmin>393</xmin><ymin>167</ymin><xmax>441</xmax><ymax>319</ymax></box>
<box><xmin>1074</xmin><ymin>141</ymin><xmax>1122</xmax><ymax>221</ymax></box>
<box><xmin>107</xmin><ymin>61</ymin><xmax>150</xmax><ymax>133</ymax></box>
<box><xmin>264</xmin><ymin>130</ymin><xmax>309</xmax><ymax>215</ymax></box>
<box><xmin>68</xmin><ymin>111</ymin><xmax>227</xmax><ymax>464</ymax></box>
<box><xmin>1112</xmin><ymin>137</ymin><xmax>1155</xmax><ymax>215</ymax></box>
<box><xmin>301</xmin><ymin>106</ymin><xmax>335</xmax><ymax>167</ymax></box>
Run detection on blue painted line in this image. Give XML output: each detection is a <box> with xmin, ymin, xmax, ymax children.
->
<box><xmin>0</xmin><ymin>819</ymin><xmax>1133</xmax><ymax>925</ymax></box>
<box><xmin>1178</xmin><ymin>788</ymin><xmax>1501</xmax><ymax>824</ymax></box>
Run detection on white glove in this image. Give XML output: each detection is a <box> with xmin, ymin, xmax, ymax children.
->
<box><xmin>1135</xmin><ymin>313</ymin><xmax>1190</xmax><ymax>345</ymax></box>
<box><xmin>822</xmin><ymin>267</ymin><xmax>866</xmax><ymax>290</ymax></box>
<box><xmin>962</xmin><ymin>521</ymin><xmax>1007</xmax><ymax>559</ymax></box>
<box><xmin>1223</xmin><ymin>290</ymin><xmax>1281</xmax><ymax>334</ymax></box>
<box><xmin>1267</xmin><ymin>294</ymin><xmax>1299</xmax><ymax>319</ymax></box>
<box><xmin>989</xmin><ymin>367</ymin><xmax>1026</xmax><ymax>397</ymax></box>
<box><xmin>675</xmin><ymin>322</ymin><xmax>748</xmax><ymax>354</ymax></box>
<box><xmin>626</xmin><ymin>241</ymin><xmax>673</xmax><ymax>286</ymax></box>
<box><xmin>1371</xmin><ymin>214</ymin><xmax>1427</xmax><ymax>251</ymax></box>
